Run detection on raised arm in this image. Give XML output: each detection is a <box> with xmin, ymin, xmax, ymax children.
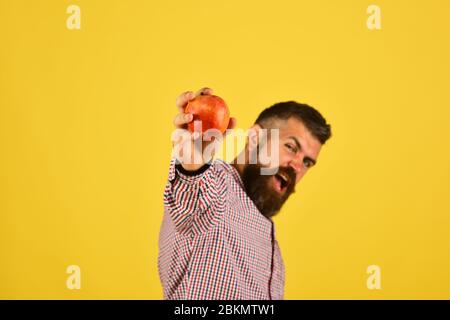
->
<box><xmin>164</xmin><ymin>88</ymin><xmax>236</xmax><ymax>234</ymax></box>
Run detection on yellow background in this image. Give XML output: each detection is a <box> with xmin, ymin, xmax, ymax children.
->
<box><xmin>1</xmin><ymin>0</ymin><xmax>449</xmax><ymax>299</ymax></box>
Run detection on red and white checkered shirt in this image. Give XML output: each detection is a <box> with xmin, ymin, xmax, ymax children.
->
<box><xmin>158</xmin><ymin>158</ymin><xmax>285</xmax><ymax>300</ymax></box>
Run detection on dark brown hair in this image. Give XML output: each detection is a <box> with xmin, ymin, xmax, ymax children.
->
<box><xmin>255</xmin><ymin>101</ymin><xmax>332</xmax><ymax>144</ymax></box>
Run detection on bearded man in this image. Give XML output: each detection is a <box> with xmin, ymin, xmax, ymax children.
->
<box><xmin>158</xmin><ymin>87</ymin><xmax>332</xmax><ymax>299</ymax></box>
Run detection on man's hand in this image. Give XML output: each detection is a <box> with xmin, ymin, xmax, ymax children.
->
<box><xmin>172</xmin><ymin>87</ymin><xmax>236</xmax><ymax>171</ymax></box>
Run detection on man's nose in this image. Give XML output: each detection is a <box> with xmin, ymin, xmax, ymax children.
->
<box><xmin>288</xmin><ymin>154</ymin><xmax>303</xmax><ymax>177</ymax></box>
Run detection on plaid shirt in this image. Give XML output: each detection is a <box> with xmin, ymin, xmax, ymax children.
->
<box><xmin>158</xmin><ymin>158</ymin><xmax>285</xmax><ymax>300</ymax></box>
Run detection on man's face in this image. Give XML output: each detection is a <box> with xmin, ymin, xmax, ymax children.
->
<box><xmin>241</xmin><ymin>118</ymin><xmax>323</xmax><ymax>218</ymax></box>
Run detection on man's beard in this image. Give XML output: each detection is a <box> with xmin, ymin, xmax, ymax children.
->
<box><xmin>241</xmin><ymin>163</ymin><xmax>296</xmax><ymax>218</ymax></box>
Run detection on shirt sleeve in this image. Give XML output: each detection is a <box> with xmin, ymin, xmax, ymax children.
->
<box><xmin>163</xmin><ymin>158</ymin><xmax>228</xmax><ymax>235</ymax></box>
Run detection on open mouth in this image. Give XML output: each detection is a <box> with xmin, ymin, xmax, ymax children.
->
<box><xmin>273</xmin><ymin>172</ymin><xmax>289</xmax><ymax>193</ymax></box>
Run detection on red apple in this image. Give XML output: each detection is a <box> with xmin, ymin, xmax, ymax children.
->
<box><xmin>185</xmin><ymin>94</ymin><xmax>230</xmax><ymax>134</ymax></box>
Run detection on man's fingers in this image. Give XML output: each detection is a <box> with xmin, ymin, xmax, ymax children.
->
<box><xmin>175</xmin><ymin>91</ymin><xmax>194</xmax><ymax>112</ymax></box>
<box><xmin>191</xmin><ymin>131</ymin><xmax>201</xmax><ymax>140</ymax></box>
<box><xmin>175</xmin><ymin>87</ymin><xmax>212</xmax><ymax>112</ymax></box>
<box><xmin>223</xmin><ymin>117</ymin><xmax>237</xmax><ymax>138</ymax></box>
<box><xmin>195</xmin><ymin>87</ymin><xmax>213</xmax><ymax>97</ymax></box>
<box><xmin>227</xmin><ymin>117</ymin><xmax>237</xmax><ymax>130</ymax></box>
<box><xmin>173</xmin><ymin>113</ymin><xmax>193</xmax><ymax>127</ymax></box>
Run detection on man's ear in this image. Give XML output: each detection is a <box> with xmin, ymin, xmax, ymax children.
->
<box><xmin>247</xmin><ymin>124</ymin><xmax>262</xmax><ymax>153</ymax></box>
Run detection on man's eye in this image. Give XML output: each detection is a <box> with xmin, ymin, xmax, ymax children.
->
<box><xmin>304</xmin><ymin>160</ymin><xmax>313</xmax><ymax>168</ymax></box>
<box><xmin>285</xmin><ymin>144</ymin><xmax>297</xmax><ymax>153</ymax></box>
